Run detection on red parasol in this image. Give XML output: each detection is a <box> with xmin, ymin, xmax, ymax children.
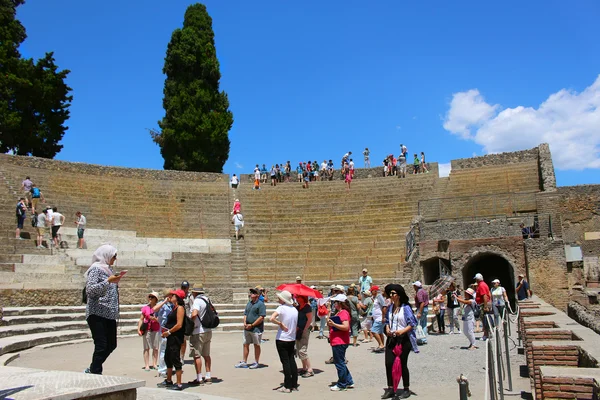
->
<box><xmin>275</xmin><ymin>283</ymin><xmax>323</xmax><ymax>298</ymax></box>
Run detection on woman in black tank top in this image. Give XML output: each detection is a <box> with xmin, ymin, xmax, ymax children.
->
<box><xmin>157</xmin><ymin>290</ymin><xmax>185</xmax><ymax>390</ymax></box>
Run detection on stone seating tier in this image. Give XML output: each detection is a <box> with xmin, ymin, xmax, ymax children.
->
<box><xmin>0</xmin><ymin>163</ymin><xmax>230</xmax><ymax>239</ymax></box>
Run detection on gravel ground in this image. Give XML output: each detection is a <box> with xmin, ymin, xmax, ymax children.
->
<box><xmin>12</xmin><ymin>324</ymin><xmax>531</xmax><ymax>400</ymax></box>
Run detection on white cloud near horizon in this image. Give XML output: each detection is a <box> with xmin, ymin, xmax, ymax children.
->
<box><xmin>438</xmin><ymin>162</ymin><xmax>451</xmax><ymax>178</ymax></box>
<box><xmin>442</xmin><ymin>75</ymin><xmax>600</xmax><ymax>170</ymax></box>
<box><xmin>235</xmin><ymin>162</ymin><xmax>244</xmax><ymax>169</ymax></box>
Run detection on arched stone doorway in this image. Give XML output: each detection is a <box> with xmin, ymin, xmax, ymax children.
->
<box><xmin>421</xmin><ymin>257</ymin><xmax>440</xmax><ymax>285</ymax></box>
<box><xmin>462</xmin><ymin>253</ymin><xmax>516</xmax><ymax>307</ymax></box>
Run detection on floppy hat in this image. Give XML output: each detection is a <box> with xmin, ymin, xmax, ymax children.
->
<box><xmin>148</xmin><ymin>291</ymin><xmax>160</xmax><ymax>299</ymax></box>
<box><xmin>465</xmin><ymin>288</ymin><xmax>476</xmax><ymax>296</ymax></box>
<box><xmin>191</xmin><ymin>287</ymin><xmax>205</xmax><ymax>294</ymax></box>
<box><xmin>330</xmin><ymin>294</ymin><xmax>347</xmax><ymax>302</ymax></box>
<box><xmin>362</xmin><ymin>268</ymin><xmax>368</xmax><ymax>273</ymax></box>
<box><xmin>334</xmin><ymin>284</ymin><xmax>346</xmax><ymax>292</ymax></box>
<box><xmin>363</xmin><ymin>290</ymin><xmax>372</xmax><ymax>297</ymax></box>
<box><xmin>277</xmin><ymin>290</ymin><xmax>294</xmax><ymax>305</ymax></box>
<box><xmin>295</xmin><ymin>276</ymin><xmax>302</xmax><ymax>281</ymax></box>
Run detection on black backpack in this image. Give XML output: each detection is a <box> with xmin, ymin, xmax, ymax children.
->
<box><xmin>31</xmin><ymin>214</ymin><xmax>38</xmax><ymax>227</ymax></box>
<box><xmin>183</xmin><ymin>314</ymin><xmax>195</xmax><ymax>336</ymax></box>
<box><xmin>198</xmin><ymin>297</ymin><xmax>220</xmax><ymax>329</ymax></box>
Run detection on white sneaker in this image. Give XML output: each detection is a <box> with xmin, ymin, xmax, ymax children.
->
<box><xmin>330</xmin><ymin>385</ymin><xmax>345</xmax><ymax>391</ymax></box>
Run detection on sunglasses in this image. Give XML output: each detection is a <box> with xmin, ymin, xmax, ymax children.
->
<box><xmin>390</xmin><ymin>292</ymin><xmax>397</xmax><ymax>296</ymax></box>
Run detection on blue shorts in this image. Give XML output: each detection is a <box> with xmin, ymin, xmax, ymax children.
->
<box><xmin>371</xmin><ymin>320</ymin><xmax>384</xmax><ymax>334</ymax></box>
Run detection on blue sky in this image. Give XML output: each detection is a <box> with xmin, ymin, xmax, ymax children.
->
<box><xmin>16</xmin><ymin>1</ymin><xmax>600</xmax><ymax>186</ymax></box>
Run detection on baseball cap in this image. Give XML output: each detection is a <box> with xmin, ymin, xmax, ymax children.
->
<box><xmin>181</xmin><ymin>281</ymin><xmax>190</xmax><ymax>288</ymax></box>
<box><xmin>412</xmin><ymin>281</ymin><xmax>422</xmax><ymax>287</ymax></box>
<box><xmin>295</xmin><ymin>276</ymin><xmax>302</xmax><ymax>281</ymax></box>
<box><xmin>473</xmin><ymin>273</ymin><xmax>483</xmax><ymax>281</ymax></box>
<box><xmin>362</xmin><ymin>268</ymin><xmax>368</xmax><ymax>273</ymax></box>
<box><xmin>371</xmin><ymin>285</ymin><xmax>380</xmax><ymax>292</ymax></box>
<box><xmin>334</xmin><ymin>284</ymin><xmax>345</xmax><ymax>292</ymax></box>
<box><xmin>249</xmin><ymin>288</ymin><xmax>259</xmax><ymax>294</ymax></box>
<box><xmin>169</xmin><ymin>289</ymin><xmax>186</xmax><ymax>299</ymax></box>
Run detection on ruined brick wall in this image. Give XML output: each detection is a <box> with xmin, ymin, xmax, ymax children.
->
<box><xmin>556</xmin><ymin>186</ymin><xmax>600</xmax><ymax>245</ymax></box>
<box><xmin>540</xmin><ymin>372</ymin><xmax>600</xmax><ymax>400</ymax></box>
<box><xmin>450</xmin><ymin>147</ymin><xmax>538</xmax><ymax>170</ymax></box>
<box><xmin>537</xmin><ymin>143</ymin><xmax>557</xmax><ymax>192</ymax></box>
<box><xmin>524</xmin><ymin>239</ymin><xmax>569</xmax><ymax>310</ymax></box>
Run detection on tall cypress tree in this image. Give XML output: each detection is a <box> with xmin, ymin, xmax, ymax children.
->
<box><xmin>154</xmin><ymin>3</ymin><xmax>233</xmax><ymax>172</ymax></box>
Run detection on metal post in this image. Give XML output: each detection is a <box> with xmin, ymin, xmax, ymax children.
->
<box><xmin>504</xmin><ymin>319</ymin><xmax>513</xmax><ymax>391</ymax></box>
<box><xmin>496</xmin><ymin>330</ymin><xmax>505</xmax><ymax>400</ymax></box>
<box><xmin>458</xmin><ymin>374</ymin><xmax>470</xmax><ymax>400</ymax></box>
<box><xmin>488</xmin><ymin>339</ymin><xmax>498</xmax><ymax>400</ymax></box>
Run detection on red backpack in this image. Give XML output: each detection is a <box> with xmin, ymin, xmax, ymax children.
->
<box><xmin>317</xmin><ymin>304</ymin><xmax>328</xmax><ymax>317</ymax></box>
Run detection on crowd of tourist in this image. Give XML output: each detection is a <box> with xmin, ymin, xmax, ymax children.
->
<box><xmin>230</xmin><ymin>144</ymin><xmax>431</xmax><ymax>190</ymax></box>
<box><xmin>16</xmin><ymin>176</ymin><xmax>87</xmax><ymax>249</ymax></box>
<box><xmin>83</xmin><ymin>241</ymin><xmax>531</xmax><ymax>396</ymax></box>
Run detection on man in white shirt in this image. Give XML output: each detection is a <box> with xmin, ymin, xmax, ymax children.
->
<box><xmin>189</xmin><ymin>288</ymin><xmax>213</xmax><ymax>385</ymax></box>
<box><xmin>75</xmin><ymin>211</ymin><xmax>86</xmax><ymax>249</ymax></box>
<box><xmin>230</xmin><ymin>174</ymin><xmax>239</xmax><ymax>189</ymax></box>
<box><xmin>50</xmin><ymin>207</ymin><xmax>65</xmax><ymax>247</ymax></box>
<box><xmin>320</xmin><ymin>160</ymin><xmax>327</xmax><ymax>172</ymax></box>
<box><xmin>358</xmin><ymin>269</ymin><xmax>372</xmax><ymax>293</ymax></box>
<box><xmin>233</xmin><ymin>212</ymin><xmax>244</xmax><ymax>240</ymax></box>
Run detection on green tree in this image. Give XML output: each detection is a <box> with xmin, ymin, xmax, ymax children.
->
<box><xmin>0</xmin><ymin>0</ymin><xmax>72</xmax><ymax>158</ymax></box>
<box><xmin>154</xmin><ymin>3</ymin><xmax>233</xmax><ymax>172</ymax></box>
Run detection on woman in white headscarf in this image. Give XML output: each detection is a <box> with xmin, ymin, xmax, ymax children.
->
<box><xmin>84</xmin><ymin>244</ymin><xmax>124</xmax><ymax>374</ymax></box>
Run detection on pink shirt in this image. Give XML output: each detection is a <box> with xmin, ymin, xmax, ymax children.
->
<box><xmin>142</xmin><ymin>305</ymin><xmax>160</xmax><ymax>332</ymax></box>
<box><xmin>329</xmin><ymin>309</ymin><xmax>350</xmax><ymax>346</ymax></box>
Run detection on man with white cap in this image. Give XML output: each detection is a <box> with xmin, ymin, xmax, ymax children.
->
<box><xmin>358</xmin><ymin>269</ymin><xmax>372</xmax><ymax>293</ymax></box>
<box><xmin>413</xmin><ymin>281</ymin><xmax>429</xmax><ymax>344</ymax></box>
<box><xmin>188</xmin><ymin>287</ymin><xmax>213</xmax><ymax>386</ymax></box>
<box><xmin>296</xmin><ymin>276</ymin><xmax>302</xmax><ymax>284</ymax></box>
<box><xmin>474</xmin><ymin>273</ymin><xmax>492</xmax><ymax>340</ymax></box>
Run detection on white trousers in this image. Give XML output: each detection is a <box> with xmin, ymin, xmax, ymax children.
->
<box><xmin>463</xmin><ymin>319</ymin><xmax>476</xmax><ymax>346</ymax></box>
<box><xmin>449</xmin><ymin>308</ymin><xmax>461</xmax><ymax>332</ymax></box>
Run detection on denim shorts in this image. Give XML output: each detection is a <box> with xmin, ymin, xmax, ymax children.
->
<box><xmin>371</xmin><ymin>320</ymin><xmax>384</xmax><ymax>334</ymax></box>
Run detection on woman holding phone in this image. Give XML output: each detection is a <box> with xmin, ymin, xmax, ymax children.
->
<box><xmin>84</xmin><ymin>244</ymin><xmax>124</xmax><ymax>374</ymax></box>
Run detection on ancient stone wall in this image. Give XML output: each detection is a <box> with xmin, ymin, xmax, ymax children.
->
<box><xmin>555</xmin><ymin>185</ymin><xmax>600</xmax><ymax>246</ymax></box>
<box><xmin>524</xmin><ymin>238</ymin><xmax>569</xmax><ymax>310</ymax></box>
<box><xmin>538</xmin><ymin>143</ymin><xmax>557</xmax><ymax>192</ymax></box>
<box><xmin>420</xmin><ymin>219</ymin><xmax>522</xmax><ymax>241</ymax></box>
<box><xmin>0</xmin><ymin>153</ymin><xmax>226</xmax><ymax>182</ymax></box>
<box><xmin>450</xmin><ymin>147</ymin><xmax>538</xmax><ymax>171</ymax></box>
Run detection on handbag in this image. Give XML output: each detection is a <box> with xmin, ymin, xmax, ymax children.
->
<box><xmin>140</xmin><ymin>321</ymin><xmax>149</xmax><ymax>335</ymax></box>
<box><xmin>415</xmin><ymin>325</ymin><xmax>426</xmax><ymax>341</ymax></box>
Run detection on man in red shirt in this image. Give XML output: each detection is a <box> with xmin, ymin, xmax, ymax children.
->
<box><xmin>474</xmin><ymin>273</ymin><xmax>492</xmax><ymax>340</ymax></box>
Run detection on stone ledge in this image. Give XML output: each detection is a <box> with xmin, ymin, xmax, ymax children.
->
<box><xmin>0</xmin><ymin>366</ymin><xmax>144</xmax><ymax>400</ymax></box>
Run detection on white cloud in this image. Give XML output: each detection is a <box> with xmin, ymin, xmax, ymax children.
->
<box><xmin>438</xmin><ymin>162</ymin><xmax>451</xmax><ymax>178</ymax></box>
<box><xmin>443</xmin><ymin>75</ymin><xmax>600</xmax><ymax>170</ymax></box>
<box><xmin>235</xmin><ymin>162</ymin><xmax>244</xmax><ymax>169</ymax></box>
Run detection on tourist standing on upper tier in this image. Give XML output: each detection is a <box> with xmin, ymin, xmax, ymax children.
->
<box><xmin>230</xmin><ymin>174</ymin><xmax>239</xmax><ymax>189</ymax></box>
<box><xmin>235</xmin><ymin>288</ymin><xmax>266</xmax><ymax>369</ymax></box>
<box><xmin>270</xmin><ymin>290</ymin><xmax>299</xmax><ymax>393</ymax></box>
<box><xmin>363</xmin><ymin>148</ymin><xmax>370</xmax><ymax>168</ymax></box>
<box><xmin>516</xmin><ymin>274</ymin><xmax>531</xmax><ymax>300</ymax></box>
<box><xmin>382</xmin><ymin>284</ymin><xmax>419</xmax><ymax>400</ymax></box>
<box><xmin>420</xmin><ymin>152</ymin><xmax>429</xmax><ymax>173</ymax></box>
<box><xmin>474</xmin><ymin>273</ymin><xmax>492</xmax><ymax>341</ymax></box>
<box><xmin>21</xmin><ymin>176</ymin><xmax>33</xmax><ymax>209</ymax></box>
<box><xmin>84</xmin><ymin>244</ymin><xmax>122</xmax><ymax>375</ymax></box>
<box><xmin>327</xmin><ymin>294</ymin><xmax>355</xmax><ymax>391</ymax></box>
<box><xmin>138</xmin><ymin>291</ymin><xmax>161</xmax><ymax>371</ymax></box>
<box><xmin>50</xmin><ymin>207</ymin><xmax>65</xmax><ymax>247</ymax></box>
<box><xmin>455</xmin><ymin>288</ymin><xmax>478</xmax><ymax>350</ymax></box>
<box><xmin>413</xmin><ymin>281</ymin><xmax>429</xmax><ymax>344</ymax></box>
<box><xmin>413</xmin><ymin>154</ymin><xmax>420</xmax><ymax>174</ymax></box>
<box><xmin>15</xmin><ymin>198</ymin><xmax>26</xmax><ymax>240</ymax></box>
<box><xmin>157</xmin><ymin>289</ymin><xmax>186</xmax><ymax>391</ymax></box>
<box><xmin>188</xmin><ymin>287</ymin><xmax>213</xmax><ymax>386</ymax></box>
<box><xmin>75</xmin><ymin>211</ymin><xmax>86</xmax><ymax>249</ymax></box>
<box><xmin>398</xmin><ymin>152</ymin><xmax>407</xmax><ymax>178</ymax></box>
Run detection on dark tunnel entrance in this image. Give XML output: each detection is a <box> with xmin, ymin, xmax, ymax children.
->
<box><xmin>462</xmin><ymin>253</ymin><xmax>516</xmax><ymax>309</ymax></box>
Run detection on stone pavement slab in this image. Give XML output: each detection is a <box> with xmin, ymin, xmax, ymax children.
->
<box><xmin>9</xmin><ymin>324</ymin><xmax>532</xmax><ymax>400</ymax></box>
<box><xmin>0</xmin><ymin>366</ymin><xmax>144</xmax><ymax>400</ymax></box>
